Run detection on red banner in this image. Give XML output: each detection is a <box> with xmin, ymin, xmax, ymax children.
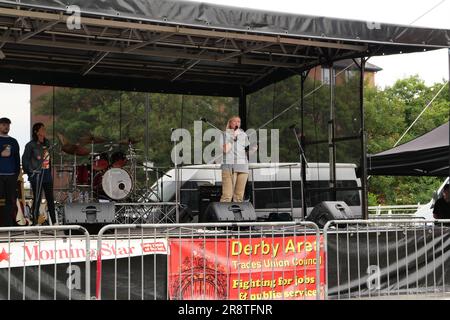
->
<box><xmin>168</xmin><ymin>235</ymin><xmax>324</xmax><ymax>300</ymax></box>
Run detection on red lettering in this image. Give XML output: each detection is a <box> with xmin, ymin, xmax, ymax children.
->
<box><xmin>23</xmin><ymin>245</ymin><xmax>36</xmax><ymax>260</ymax></box>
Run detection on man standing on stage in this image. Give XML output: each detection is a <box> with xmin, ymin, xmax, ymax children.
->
<box><xmin>0</xmin><ymin>117</ymin><xmax>20</xmax><ymax>227</ymax></box>
<box><xmin>22</xmin><ymin>122</ymin><xmax>57</xmax><ymax>225</ymax></box>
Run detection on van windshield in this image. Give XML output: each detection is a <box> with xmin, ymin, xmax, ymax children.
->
<box><xmin>149</xmin><ymin>181</ymin><xmax>176</xmax><ymax>202</ymax></box>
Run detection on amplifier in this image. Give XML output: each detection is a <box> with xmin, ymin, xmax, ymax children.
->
<box><xmin>64</xmin><ymin>202</ymin><xmax>115</xmax><ymax>224</ymax></box>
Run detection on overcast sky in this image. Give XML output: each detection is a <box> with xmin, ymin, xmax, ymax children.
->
<box><xmin>1</xmin><ymin>0</ymin><xmax>449</xmax><ymax>154</ymax></box>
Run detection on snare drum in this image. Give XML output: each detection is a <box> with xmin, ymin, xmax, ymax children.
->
<box><xmin>93</xmin><ymin>152</ymin><xmax>109</xmax><ymax>171</ymax></box>
<box><xmin>111</xmin><ymin>151</ymin><xmax>127</xmax><ymax>168</ymax></box>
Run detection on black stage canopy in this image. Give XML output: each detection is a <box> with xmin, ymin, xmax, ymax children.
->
<box><xmin>0</xmin><ymin>0</ymin><xmax>449</xmax><ymax>96</ymax></box>
<box><xmin>367</xmin><ymin>121</ymin><xmax>450</xmax><ymax>177</ymax></box>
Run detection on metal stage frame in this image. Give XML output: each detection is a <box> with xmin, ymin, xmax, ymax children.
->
<box><xmin>0</xmin><ymin>1</ymin><xmax>448</xmax><ymax>224</ymax></box>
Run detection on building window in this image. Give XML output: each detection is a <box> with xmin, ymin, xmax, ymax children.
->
<box><xmin>322</xmin><ymin>67</ymin><xmax>331</xmax><ymax>84</ymax></box>
<box><xmin>345</xmin><ymin>70</ymin><xmax>357</xmax><ymax>82</ymax></box>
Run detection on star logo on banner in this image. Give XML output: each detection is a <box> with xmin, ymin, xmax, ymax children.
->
<box><xmin>0</xmin><ymin>248</ymin><xmax>10</xmax><ymax>262</ymax></box>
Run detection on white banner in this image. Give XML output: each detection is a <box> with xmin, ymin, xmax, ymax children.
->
<box><xmin>0</xmin><ymin>238</ymin><xmax>169</xmax><ymax>269</ymax></box>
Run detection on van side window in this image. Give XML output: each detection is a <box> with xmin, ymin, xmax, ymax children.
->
<box><xmin>250</xmin><ymin>180</ymin><xmax>360</xmax><ymax>209</ymax></box>
<box><xmin>180</xmin><ymin>181</ymin><xmax>199</xmax><ymax>213</ymax></box>
<box><xmin>252</xmin><ymin>181</ymin><xmax>302</xmax><ymax>209</ymax></box>
<box><xmin>336</xmin><ymin>180</ymin><xmax>360</xmax><ymax>206</ymax></box>
<box><xmin>305</xmin><ymin>180</ymin><xmax>360</xmax><ymax>207</ymax></box>
<box><xmin>306</xmin><ymin>181</ymin><xmax>331</xmax><ymax>207</ymax></box>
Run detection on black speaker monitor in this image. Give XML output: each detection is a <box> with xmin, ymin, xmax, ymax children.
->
<box><xmin>306</xmin><ymin>201</ymin><xmax>354</xmax><ymax>228</ymax></box>
<box><xmin>200</xmin><ymin>202</ymin><xmax>256</xmax><ymax>223</ymax></box>
<box><xmin>64</xmin><ymin>202</ymin><xmax>115</xmax><ymax>224</ymax></box>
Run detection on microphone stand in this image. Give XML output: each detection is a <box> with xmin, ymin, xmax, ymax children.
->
<box><xmin>291</xmin><ymin>126</ymin><xmax>309</xmax><ymax>220</ymax></box>
<box><xmin>30</xmin><ymin>141</ymin><xmax>58</xmax><ymax>225</ymax></box>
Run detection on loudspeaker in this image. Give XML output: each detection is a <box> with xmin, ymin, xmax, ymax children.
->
<box><xmin>64</xmin><ymin>202</ymin><xmax>115</xmax><ymax>224</ymax></box>
<box><xmin>306</xmin><ymin>201</ymin><xmax>354</xmax><ymax>228</ymax></box>
<box><xmin>268</xmin><ymin>212</ymin><xmax>293</xmax><ymax>222</ymax></box>
<box><xmin>200</xmin><ymin>202</ymin><xmax>256</xmax><ymax>223</ymax></box>
<box><xmin>198</xmin><ymin>186</ymin><xmax>222</xmax><ymax>219</ymax></box>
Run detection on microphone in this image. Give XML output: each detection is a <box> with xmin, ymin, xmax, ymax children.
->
<box><xmin>200</xmin><ymin>117</ymin><xmax>207</xmax><ymax>122</ymax></box>
<box><xmin>233</xmin><ymin>125</ymin><xmax>239</xmax><ymax>141</ymax></box>
<box><xmin>289</xmin><ymin>124</ymin><xmax>296</xmax><ymax>129</ymax></box>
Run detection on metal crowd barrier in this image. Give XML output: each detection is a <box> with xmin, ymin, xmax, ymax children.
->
<box><xmin>368</xmin><ymin>204</ymin><xmax>421</xmax><ymax>216</ymax></box>
<box><xmin>323</xmin><ymin>219</ymin><xmax>450</xmax><ymax>299</ymax></box>
<box><xmin>0</xmin><ymin>226</ymin><xmax>91</xmax><ymax>300</ymax></box>
<box><xmin>95</xmin><ymin>221</ymin><xmax>322</xmax><ymax>300</ymax></box>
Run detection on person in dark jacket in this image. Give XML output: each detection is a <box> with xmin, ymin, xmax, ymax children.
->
<box><xmin>0</xmin><ymin>117</ymin><xmax>20</xmax><ymax>227</ymax></box>
<box><xmin>433</xmin><ymin>184</ymin><xmax>450</xmax><ymax>220</ymax></box>
<box><xmin>22</xmin><ymin>123</ymin><xmax>57</xmax><ymax>225</ymax></box>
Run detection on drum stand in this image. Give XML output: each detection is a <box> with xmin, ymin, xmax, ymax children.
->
<box><xmin>90</xmin><ymin>141</ymin><xmax>95</xmax><ymax>202</ymax></box>
<box><xmin>126</xmin><ymin>142</ymin><xmax>138</xmax><ymax>200</ymax></box>
<box><xmin>70</xmin><ymin>153</ymin><xmax>81</xmax><ymax>203</ymax></box>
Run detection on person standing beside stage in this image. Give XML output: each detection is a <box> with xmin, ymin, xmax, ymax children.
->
<box><xmin>0</xmin><ymin>117</ymin><xmax>20</xmax><ymax>227</ymax></box>
<box><xmin>433</xmin><ymin>184</ymin><xmax>450</xmax><ymax>220</ymax></box>
<box><xmin>22</xmin><ymin>123</ymin><xmax>56</xmax><ymax>225</ymax></box>
<box><xmin>220</xmin><ymin>116</ymin><xmax>255</xmax><ymax>202</ymax></box>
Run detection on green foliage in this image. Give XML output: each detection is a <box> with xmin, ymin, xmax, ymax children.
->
<box><xmin>365</xmin><ymin>76</ymin><xmax>449</xmax><ymax>205</ymax></box>
<box><xmin>367</xmin><ymin>192</ymin><xmax>379</xmax><ymax>206</ymax></box>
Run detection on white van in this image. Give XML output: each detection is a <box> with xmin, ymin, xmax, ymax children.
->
<box><xmin>414</xmin><ymin>177</ymin><xmax>449</xmax><ymax>220</ymax></box>
<box><xmin>149</xmin><ymin>163</ymin><xmax>362</xmax><ymax>222</ymax></box>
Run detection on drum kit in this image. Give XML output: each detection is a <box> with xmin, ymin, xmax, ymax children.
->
<box><xmin>57</xmin><ymin>134</ymin><xmax>140</xmax><ymax>202</ymax></box>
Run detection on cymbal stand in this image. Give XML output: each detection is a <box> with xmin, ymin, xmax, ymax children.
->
<box><xmin>127</xmin><ymin>142</ymin><xmax>138</xmax><ymax>199</ymax></box>
<box><xmin>73</xmin><ymin>153</ymin><xmax>78</xmax><ymax>191</ymax></box>
<box><xmin>90</xmin><ymin>140</ymin><xmax>94</xmax><ymax>202</ymax></box>
<box><xmin>58</xmin><ymin>146</ymin><xmax>63</xmax><ymax>178</ymax></box>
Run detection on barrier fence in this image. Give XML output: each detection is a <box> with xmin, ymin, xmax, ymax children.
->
<box><xmin>2</xmin><ymin>219</ymin><xmax>450</xmax><ymax>300</ymax></box>
<box><xmin>95</xmin><ymin>221</ymin><xmax>323</xmax><ymax>300</ymax></box>
<box><xmin>323</xmin><ymin>219</ymin><xmax>450</xmax><ymax>299</ymax></box>
<box><xmin>0</xmin><ymin>225</ymin><xmax>91</xmax><ymax>300</ymax></box>
<box><xmin>368</xmin><ymin>204</ymin><xmax>421</xmax><ymax>216</ymax></box>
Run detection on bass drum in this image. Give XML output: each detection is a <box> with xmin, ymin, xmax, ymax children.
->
<box><xmin>93</xmin><ymin>168</ymin><xmax>132</xmax><ymax>200</ymax></box>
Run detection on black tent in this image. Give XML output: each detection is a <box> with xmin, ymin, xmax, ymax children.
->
<box><xmin>367</xmin><ymin>121</ymin><xmax>450</xmax><ymax>177</ymax></box>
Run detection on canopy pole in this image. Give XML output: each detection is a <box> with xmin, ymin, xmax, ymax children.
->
<box><xmin>328</xmin><ymin>65</ymin><xmax>337</xmax><ymax>201</ymax></box>
<box><xmin>239</xmin><ymin>86</ymin><xmax>247</xmax><ymax>131</ymax></box>
<box><xmin>300</xmin><ymin>73</ymin><xmax>308</xmax><ymax>220</ymax></box>
<box><xmin>145</xmin><ymin>93</ymin><xmax>150</xmax><ymax>187</ymax></box>
<box><xmin>359</xmin><ymin>59</ymin><xmax>369</xmax><ymax>220</ymax></box>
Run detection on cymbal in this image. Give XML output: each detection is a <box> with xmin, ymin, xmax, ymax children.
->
<box><xmin>62</xmin><ymin>144</ymin><xmax>90</xmax><ymax>156</ymax></box>
<box><xmin>56</xmin><ymin>133</ymin><xmax>69</xmax><ymax>146</ymax></box>
<box><xmin>103</xmin><ymin>142</ymin><xmax>120</xmax><ymax>149</ymax></box>
<box><xmin>79</xmin><ymin>135</ymin><xmax>107</xmax><ymax>145</ymax></box>
<box><xmin>118</xmin><ymin>138</ymin><xmax>139</xmax><ymax>145</ymax></box>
